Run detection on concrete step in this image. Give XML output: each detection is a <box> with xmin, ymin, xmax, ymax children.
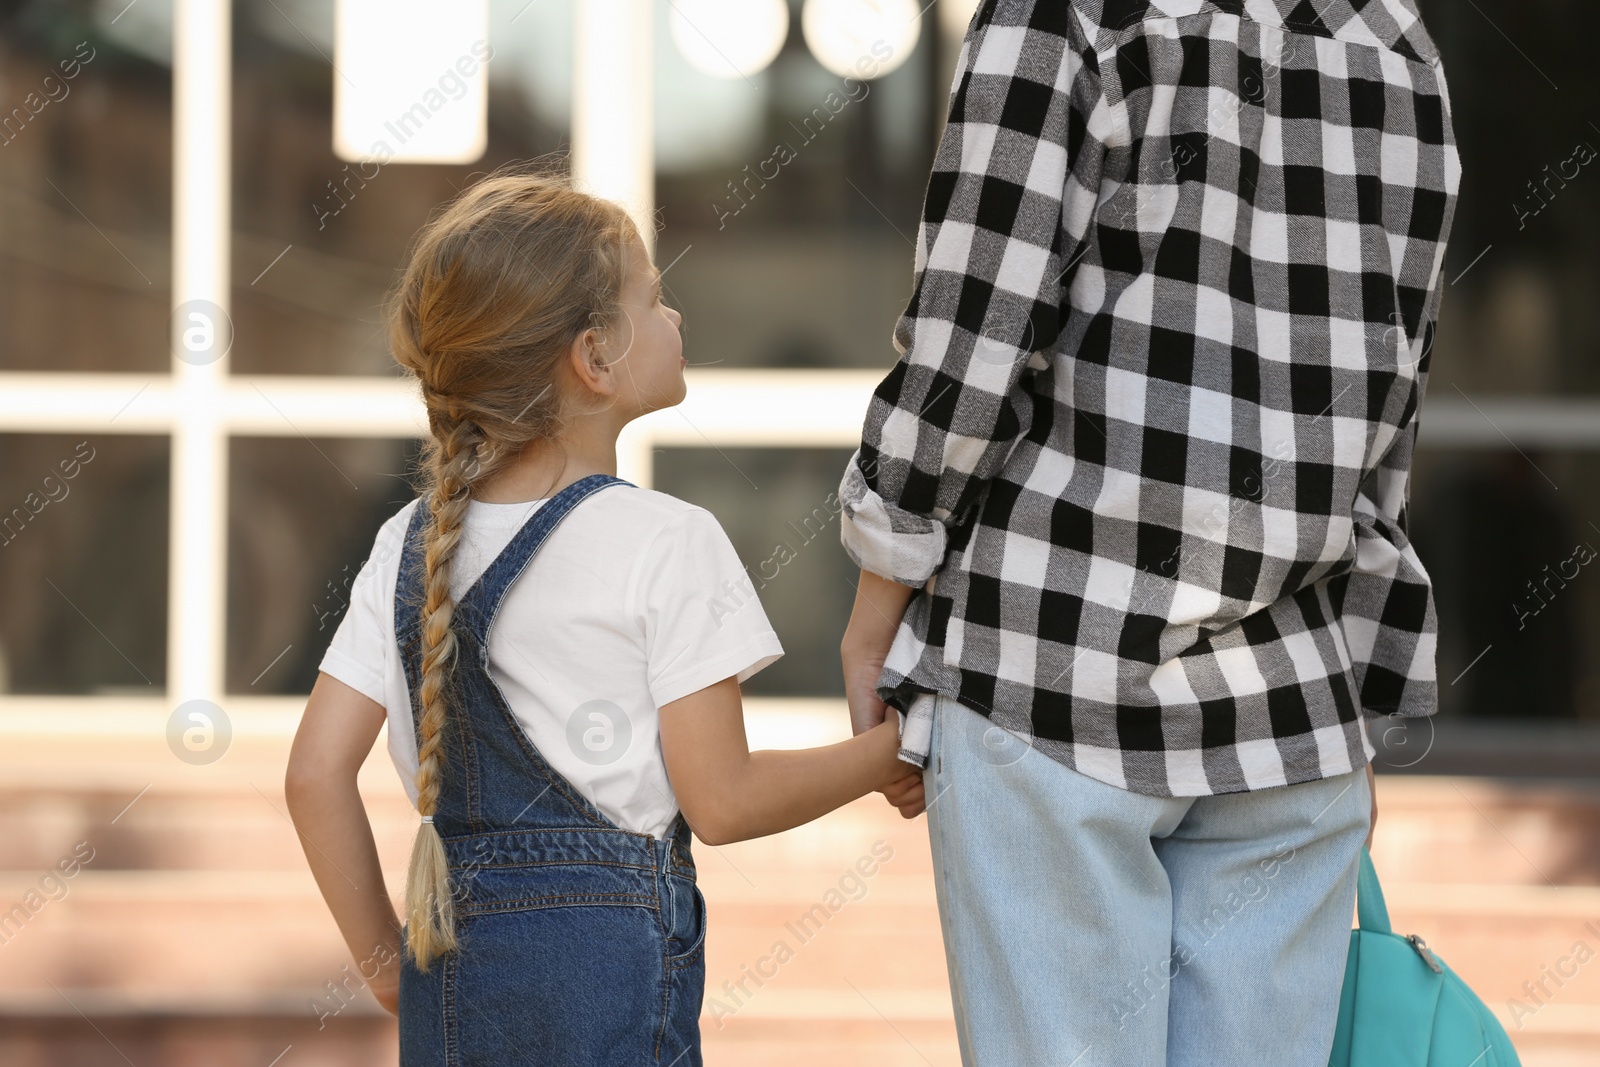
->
<box><xmin>3</xmin><ymin>870</ymin><xmax>1596</xmax><ymax>1065</ymax></box>
<box><xmin>1</xmin><ymin>699</ymin><xmax>1597</xmax><ymax>1066</ymax></box>
<box><xmin>1365</xmin><ymin>774</ymin><xmax>1600</xmax><ymax>886</ymax></box>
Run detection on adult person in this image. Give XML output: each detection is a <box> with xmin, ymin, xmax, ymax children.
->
<box><xmin>837</xmin><ymin>1</ymin><xmax>1459</xmax><ymax>1063</ymax></box>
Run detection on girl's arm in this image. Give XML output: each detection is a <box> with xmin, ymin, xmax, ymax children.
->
<box><xmin>658</xmin><ymin>674</ymin><xmax>912</xmax><ymax>846</ymax></box>
<box><xmin>285</xmin><ymin>672</ymin><xmax>404</xmax><ymax>1015</ymax></box>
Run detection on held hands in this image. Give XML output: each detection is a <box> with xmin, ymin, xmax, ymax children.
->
<box><xmin>882</xmin><ymin>764</ymin><xmax>927</xmax><ymax>819</ymax></box>
<box><xmin>842</xmin><ymin>565</ymin><xmax>927</xmax><ymax>821</ymax></box>
<box><xmin>860</xmin><ymin>713</ymin><xmax>927</xmax><ymax>820</ymax></box>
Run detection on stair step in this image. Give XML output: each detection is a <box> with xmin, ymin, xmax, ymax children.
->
<box><xmin>1</xmin><ymin>701</ymin><xmax>1598</xmax><ymax>1065</ymax></box>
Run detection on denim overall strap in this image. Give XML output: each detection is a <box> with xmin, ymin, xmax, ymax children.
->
<box><xmin>392</xmin><ymin>473</ymin><xmax>695</xmax><ymax>871</ymax></box>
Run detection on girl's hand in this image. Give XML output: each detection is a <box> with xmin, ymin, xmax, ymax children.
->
<box><xmin>868</xmin><ymin>720</ymin><xmax>927</xmax><ymax>818</ymax></box>
<box><xmin>882</xmin><ymin>770</ymin><xmax>926</xmax><ymax>819</ymax></box>
<box><xmin>865</xmin><ymin>717</ymin><xmax>912</xmax><ymax>787</ymax></box>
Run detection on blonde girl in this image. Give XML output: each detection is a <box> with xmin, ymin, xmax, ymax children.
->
<box><xmin>285</xmin><ymin>165</ymin><xmax>916</xmax><ymax>1065</ymax></box>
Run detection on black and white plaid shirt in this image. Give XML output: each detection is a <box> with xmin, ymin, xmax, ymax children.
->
<box><xmin>837</xmin><ymin>0</ymin><xmax>1460</xmax><ymax>796</ymax></box>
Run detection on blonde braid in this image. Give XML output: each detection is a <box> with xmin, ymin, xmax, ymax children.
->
<box><xmin>403</xmin><ymin>416</ymin><xmax>486</xmax><ymax>971</ymax></box>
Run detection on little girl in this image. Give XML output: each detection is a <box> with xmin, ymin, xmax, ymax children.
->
<box><xmin>284</xmin><ymin>166</ymin><xmax>916</xmax><ymax>1066</ymax></box>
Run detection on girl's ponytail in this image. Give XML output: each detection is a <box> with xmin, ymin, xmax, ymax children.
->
<box><xmin>382</xmin><ymin>160</ymin><xmax>638</xmax><ymax>972</ymax></box>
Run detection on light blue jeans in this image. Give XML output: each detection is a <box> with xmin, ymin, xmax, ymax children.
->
<box><xmin>922</xmin><ymin>692</ymin><xmax>1370</xmax><ymax>1067</ymax></box>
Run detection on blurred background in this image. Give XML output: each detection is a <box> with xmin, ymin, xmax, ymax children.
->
<box><xmin>0</xmin><ymin>0</ymin><xmax>1597</xmax><ymax>1063</ymax></box>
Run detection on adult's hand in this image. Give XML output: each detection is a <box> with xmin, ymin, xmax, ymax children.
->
<box><xmin>841</xmin><ymin>631</ymin><xmax>927</xmax><ymax>818</ymax></box>
<box><xmin>841</xmin><ymin>635</ymin><xmax>894</xmax><ymax>736</ymax></box>
<box><xmin>842</xmin><ymin>568</ymin><xmax>925</xmax><ymax>817</ymax></box>
<box><xmin>841</xmin><ymin>568</ymin><xmax>918</xmax><ymax>735</ymax></box>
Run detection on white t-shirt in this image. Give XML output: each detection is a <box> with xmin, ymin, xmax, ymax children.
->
<box><xmin>318</xmin><ymin>484</ymin><xmax>784</xmax><ymax>839</ymax></box>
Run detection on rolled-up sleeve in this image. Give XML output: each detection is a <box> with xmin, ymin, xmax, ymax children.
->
<box><xmin>839</xmin><ymin>1</ymin><xmax>1105</xmax><ymax>586</ymax></box>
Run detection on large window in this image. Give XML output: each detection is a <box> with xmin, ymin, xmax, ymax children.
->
<box><xmin>1</xmin><ymin>0</ymin><xmax>1596</xmax><ymax>774</ymax></box>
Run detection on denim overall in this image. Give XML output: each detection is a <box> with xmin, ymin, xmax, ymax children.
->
<box><xmin>394</xmin><ymin>473</ymin><xmax>706</xmax><ymax>1066</ymax></box>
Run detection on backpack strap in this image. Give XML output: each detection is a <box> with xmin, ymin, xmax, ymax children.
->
<box><xmin>1355</xmin><ymin>844</ymin><xmax>1392</xmax><ymax>933</ymax></box>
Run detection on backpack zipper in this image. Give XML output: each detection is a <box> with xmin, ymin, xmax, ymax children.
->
<box><xmin>1406</xmin><ymin>933</ymin><xmax>1444</xmax><ymax>974</ymax></box>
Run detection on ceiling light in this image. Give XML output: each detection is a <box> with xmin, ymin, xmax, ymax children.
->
<box><xmin>669</xmin><ymin>0</ymin><xmax>789</xmax><ymax>80</ymax></box>
<box><xmin>801</xmin><ymin>0</ymin><xmax>920</xmax><ymax>79</ymax></box>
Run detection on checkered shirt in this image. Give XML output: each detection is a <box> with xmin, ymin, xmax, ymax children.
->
<box><xmin>837</xmin><ymin>0</ymin><xmax>1461</xmax><ymax>796</ymax></box>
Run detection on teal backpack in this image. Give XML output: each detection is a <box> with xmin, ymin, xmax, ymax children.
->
<box><xmin>1329</xmin><ymin>845</ymin><xmax>1522</xmax><ymax>1066</ymax></box>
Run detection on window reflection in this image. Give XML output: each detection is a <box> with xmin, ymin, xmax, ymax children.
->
<box><xmin>226</xmin><ymin>435</ymin><xmax>416</xmax><ymax>694</ymax></box>
<box><xmin>0</xmin><ymin>433</ymin><xmax>168</xmax><ymax>694</ymax></box>
<box><xmin>0</xmin><ymin>4</ymin><xmax>171</xmax><ymax>372</ymax></box>
<box><xmin>653</xmin><ymin>0</ymin><xmax>947</xmax><ymax>371</ymax></box>
<box><xmin>654</xmin><ymin>445</ymin><xmax>857</xmax><ymax>697</ymax></box>
<box><xmin>229</xmin><ymin>0</ymin><xmax>575</xmax><ymax>376</ymax></box>
<box><xmin>1412</xmin><ymin>449</ymin><xmax>1600</xmax><ymax>723</ymax></box>
<box><xmin>1421</xmin><ymin>0</ymin><xmax>1600</xmax><ymax>395</ymax></box>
